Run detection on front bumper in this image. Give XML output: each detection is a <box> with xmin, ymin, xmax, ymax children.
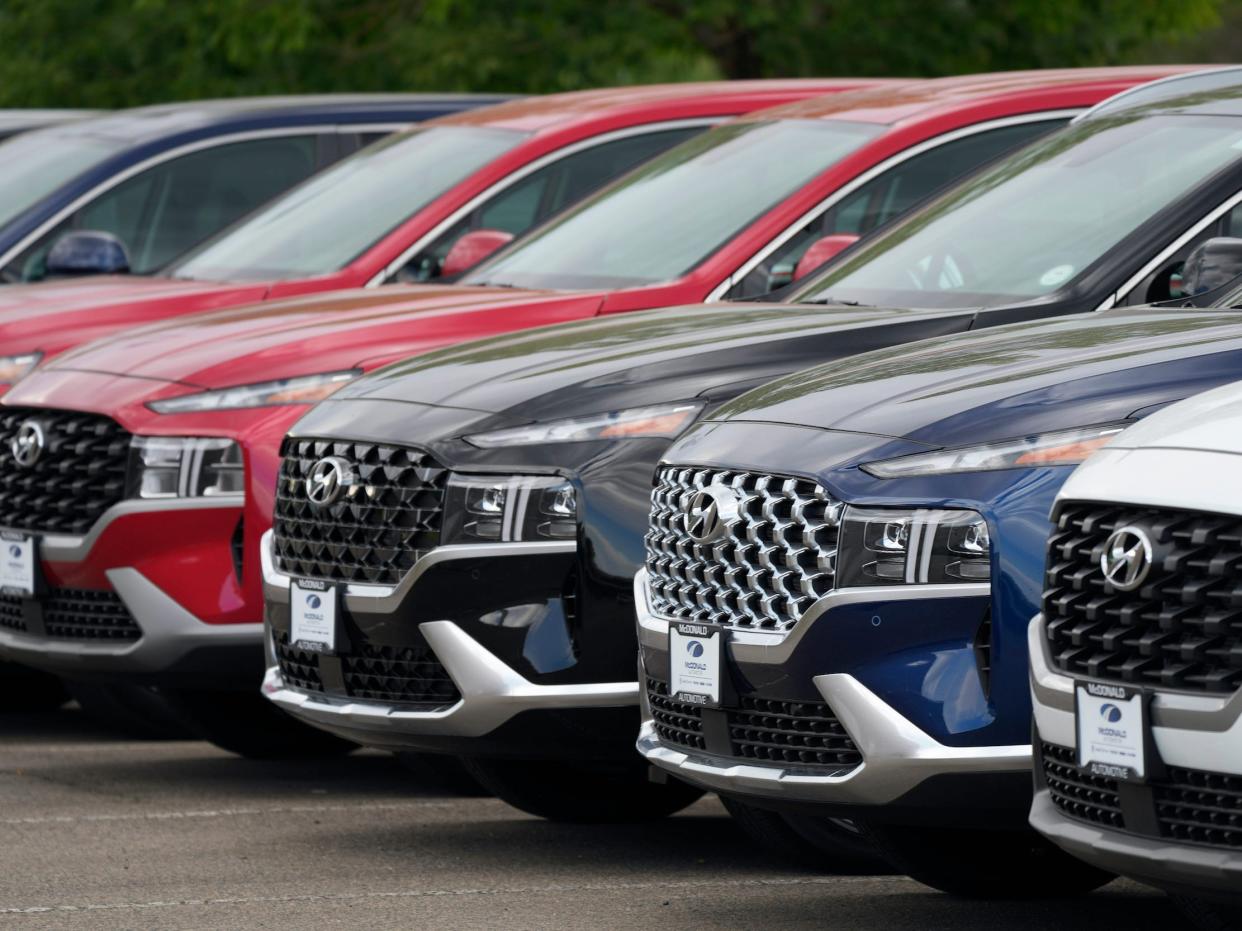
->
<box><xmin>1030</xmin><ymin>614</ymin><xmax>1242</xmax><ymax>899</ymax></box>
<box><xmin>0</xmin><ymin>499</ymin><xmax>261</xmax><ymax>686</ymax></box>
<box><xmin>635</xmin><ymin>569</ymin><xmax>1030</xmax><ymax>815</ymax></box>
<box><xmin>261</xmin><ymin>531</ymin><xmax>639</xmax><ymax>753</ymax></box>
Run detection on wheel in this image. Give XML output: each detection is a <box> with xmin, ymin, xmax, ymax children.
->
<box><xmin>395</xmin><ymin>752</ymin><xmax>489</xmax><ymax>796</ymax></box>
<box><xmin>720</xmin><ymin>797</ymin><xmax>886</xmax><ymax>873</ymax></box>
<box><xmin>861</xmin><ymin>822</ymin><xmax>1114</xmax><ymax>898</ymax></box>
<box><xmin>1173</xmin><ymin>896</ymin><xmax>1242</xmax><ymax>931</ymax></box>
<box><xmin>460</xmin><ymin>756</ymin><xmax>704</xmax><ymax>823</ymax></box>
<box><xmin>163</xmin><ymin>688</ymin><xmax>357</xmax><ymax>759</ymax></box>
<box><xmin>64</xmin><ymin>679</ymin><xmax>195</xmax><ymax>739</ymax></box>
<box><xmin>0</xmin><ymin>661</ymin><xmax>69</xmax><ymax>711</ymax></box>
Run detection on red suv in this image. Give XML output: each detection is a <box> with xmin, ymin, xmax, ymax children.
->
<box><xmin>0</xmin><ymin>69</ymin><xmax>1189</xmax><ymax>754</ymax></box>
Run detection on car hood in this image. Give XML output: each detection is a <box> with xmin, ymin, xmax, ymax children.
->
<box><xmin>331</xmin><ymin>301</ymin><xmax>978</xmax><ymax>424</ymax></box>
<box><xmin>43</xmin><ymin>284</ymin><xmax>566</xmax><ymax>388</ymax></box>
<box><xmin>1102</xmin><ymin>378</ymin><xmax>1242</xmax><ymax>456</ymax></box>
<box><xmin>709</xmin><ymin>308</ymin><xmax>1242</xmax><ymax>449</ymax></box>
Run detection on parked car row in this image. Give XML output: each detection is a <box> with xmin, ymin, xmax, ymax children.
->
<box><xmin>1</xmin><ymin>66</ymin><xmax>1241</xmax><ymax>926</ymax></box>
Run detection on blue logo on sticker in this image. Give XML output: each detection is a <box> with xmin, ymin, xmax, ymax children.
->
<box><xmin>686</xmin><ymin>640</ymin><xmax>704</xmax><ymax>657</ymax></box>
<box><xmin>8</xmin><ymin>545</ymin><xmax>20</xmax><ymax>558</ymax></box>
<box><xmin>1100</xmin><ymin>703</ymin><xmax>1123</xmax><ymax>723</ymax></box>
<box><xmin>306</xmin><ymin>594</ymin><xmax>321</xmax><ymax>610</ymax></box>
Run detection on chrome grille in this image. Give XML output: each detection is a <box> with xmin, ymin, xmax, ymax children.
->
<box><xmin>0</xmin><ymin>408</ymin><xmax>131</xmax><ymax>535</ymax></box>
<box><xmin>644</xmin><ymin>466</ymin><xmax>839</xmax><ymax>631</ymax></box>
<box><xmin>272</xmin><ymin>438</ymin><xmax>447</xmax><ymax>585</ymax></box>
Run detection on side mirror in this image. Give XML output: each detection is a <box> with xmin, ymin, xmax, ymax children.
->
<box><xmin>793</xmin><ymin>234</ymin><xmax>860</xmax><ymax>282</ymax></box>
<box><xmin>441</xmin><ymin>229</ymin><xmax>514</xmax><ymax>279</ymax></box>
<box><xmin>45</xmin><ymin>230</ymin><xmax>130</xmax><ymax>278</ymax></box>
<box><xmin>1179</xmin><ymin>237</ymin><xmax>1242</xmax><ymax>297</ymax></box>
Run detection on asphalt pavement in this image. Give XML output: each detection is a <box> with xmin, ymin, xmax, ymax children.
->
<box><xmin>0</xmin><ymin>705</ymin><xmax>1181</xmax><ymax>930</ymax></box>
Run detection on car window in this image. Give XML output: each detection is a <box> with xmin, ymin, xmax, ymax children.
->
<box><xmin>1118</xmin><ymin>198</ymin><xmax>1242</xmax><ymax>305</ymax></box>
<box><xmin>725</xmin><ymin>119</ymin><xmax>1066</xmax><ymax>298</ymax></box>
<box><xmin>0</xmin><ymin>131</ymin><xmax>125</xmax><ymax>239</ymax></box>
<box><xmin>394</xmin><ymin>126</ymin><xmax>703</xmax><ymax>282</ymax></box>
<box><xmin>6</xmin><ymin>135</ymin><xmax>321</xmax><ymax>281</ymax></box>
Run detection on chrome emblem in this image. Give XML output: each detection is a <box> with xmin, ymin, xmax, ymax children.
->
<box><xmin>10</xmin><ymin>420</ymin><xmax>44</xmax><ymax>468</ymax></box>
<box><xmin>305</xmin><ymin>456</ymin><xmax>354</xmax><ymax>508</ymax></box>
<box><xmin>1100</xmin><ymin>526</ymin><xmax>1153</xmax><ymax>592</ymax></box>
<box><xmin>685</xmin><ymin>484</ymin><xmax>739</xmax><ymax>545</ymax></box>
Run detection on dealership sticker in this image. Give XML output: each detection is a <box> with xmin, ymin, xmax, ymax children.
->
<box><xmin>669</xmin><ymin>622</ymin><xmax>722</xmax><ymax>706</ymax></box>
<box><xmin>1076</xmin><ymin>681</ymin><xmax>1145</xmax><ymax>780</ymax></box>
<box><xmin>290</xmin><ymin>579</ymin><xmax>337</xmax><ymax>652</ymax></box>
<box><xmin>0</xmin><ymin>532</ymin><xmax>35</xmax><ymax>596</ymax></box>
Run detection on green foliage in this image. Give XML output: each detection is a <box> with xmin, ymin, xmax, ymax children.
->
<box><xmin>0</xmin><ymin>0</ymin><xmax>1227</xmax><ymax>107</ymax></box>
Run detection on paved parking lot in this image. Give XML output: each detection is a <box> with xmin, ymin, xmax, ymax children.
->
<box><xmin>0</xmin><ymin>706</ymin><xmax>1181</xmax><ymax>930</ymax></box>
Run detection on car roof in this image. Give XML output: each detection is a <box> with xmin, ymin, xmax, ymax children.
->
<box><xmin>1078</xmin><ymin>65</ymin><xmax>1242</xmax><ymax>120</ymax></box>
<box><xmin>0</xmin><ymin>109</ymin><xmax>99</xmax><ymax>133</ymax></box>
<box><xmin>750</xmin><ymin>66</ymin><xmax>1204</xmax><ymax>125</ymax></box>
<box><xmin>433</xmin><ymin>79</ymin><xmax>888</xmax><ymax>133</ymax></box>
<box><xmin>29</xmin><ymin>94</ymin><xmax>512</xmax><ymax>144</ymax></box>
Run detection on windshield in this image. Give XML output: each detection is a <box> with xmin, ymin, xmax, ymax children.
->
<box><xmin>791</xmin><ymin>114</ymin><xmax>1242</xmax><ymax>309</ymax></box>
<box><xmin>461</xmin><ymin>119</ymin><xmax>884</xmax><ymax>290</ymax></box>
<box><xmin>0</xmin><ymin>130</ymin><xmax>125</xmax><ymax>229</ymax></box>
<box><xmin>171</xmin><ymin>125</ymin><xmax>526</xmax><ymax>281</ymax></box>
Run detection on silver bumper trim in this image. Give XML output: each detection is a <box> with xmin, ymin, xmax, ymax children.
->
<box><xmin>263</xmin><ymin>619</ymin><xmax>637</xmax><ymax>742</ymax></box>
<box><xmin>0</xmin><ymin>567</ymin><xmax>260</xmax><ymax>672</ymax></box>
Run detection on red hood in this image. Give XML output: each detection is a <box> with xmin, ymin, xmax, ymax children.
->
<box><xmin>42</xmin><ymin>284</ymin><xmax>604</xmax><ymax>390</ymax></box>
<box><xmin>0</xmin><ymin>275</ymin><xmax>271</xmax><ymax>359</ymax></box>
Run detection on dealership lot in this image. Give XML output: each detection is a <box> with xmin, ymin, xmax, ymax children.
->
<box><xmin>1</xmin><ymin>708</ymin><xmax>1177</xmax><ymax>930</ymax></box>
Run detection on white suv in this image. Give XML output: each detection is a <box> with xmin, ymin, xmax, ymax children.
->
<box><xmin>1029</xmin><ymin>381</ymin><xmax>1242</xmax><ymax>927</ymax></box>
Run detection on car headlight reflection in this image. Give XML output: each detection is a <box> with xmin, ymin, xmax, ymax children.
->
<box><xmin>443</xmin><ymin>475</ymin><xmax>577</xmax><ymax>543</ymax></box>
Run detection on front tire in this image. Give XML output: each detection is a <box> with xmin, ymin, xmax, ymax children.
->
<box><xmin>395</xmin><ymin>752</ymin><xmax>489</xmax><ymax>796</ymax></box>
<box><xmin>861</xmin><ymin>822</ymin><xmax>1114</xmax><ymax>898</ymax></box>
<box><xmin>164</xmin><ymin>688</ymin><xmax>356</xmax><ymax>759</ymax></box>
<box><xmin>1</xmin><ymin>661</ymin><xmax>69</xmax><ymax>712</ymax></box>
<box><xmin>64</xmin><ymin>680</ymin><xmax>194</xmax><ymax>739</ymax></box>
<box><xmin>461</xmin><ymin>756</ymin><xmax>703</xmax><ymax>823</ymax></box>
<box><xmin>721</xmin><ymin>797</ymin><xmax>885</xmax><ymax>872</ymax></box>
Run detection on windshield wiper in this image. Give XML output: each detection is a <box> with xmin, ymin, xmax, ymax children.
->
<box><xmin>469</xmin><ymin>280</ymin><xmax>519</xmax><ymax>289</ymax></box>
<box><xmin>800</xmin><ymin>295</ymin><xmax>872</xmax><ymax>307</ymax></box>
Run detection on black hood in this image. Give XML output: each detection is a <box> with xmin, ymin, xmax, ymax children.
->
<box><xmin>709</xmin><ymin>307</ymin><xmax>1242</xmax><ymax>448</ymax></box>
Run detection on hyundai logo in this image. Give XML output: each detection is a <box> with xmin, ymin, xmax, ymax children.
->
<box><xmin>1101</xmin><ymin>526</ymin><xmax>1153</xmax><ymax>592</ymax></box>
<box><xmin>684</xmin><ymin>484</ymin><xmax>740</xmax><ymax>545</ymax></box>
<box><xmin>306</xmin><ymin>594</ymin><xmax>322</xmax><ymax>610</ymax></box>
<box><xmin>7</xmin><ymin>545</ymin><xmax>20</xmax><ymax>559</ymax></box>
<box><xmin>10</xmin><ymin>420</ymin><xmax>44</xmax><ymax>468</ymax></box>
<box><xmin>686</xmin><ymin>640</ymin><xmax>704</xmax><ymax>657</ymax></box>
<box><xmin>1100</xmin><ymin>703</ymin><xmax>1123</xmax><ymax>724</ymax></box>
<box><xmin>305</xmin><ymin>456</ymin><xmax>354</xmax><ymax>508</ymax></box>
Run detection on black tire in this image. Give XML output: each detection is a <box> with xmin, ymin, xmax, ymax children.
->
<box><xmin>461</xmin><ymin>756</ymin><xmax>704</xmax><ymax>823</ymax></box>
<box><xmin>163</xmin><ymin>688</ymin><xmax>357</xmax><ymax>759</ymax></box>
<box><xmin>395</xmin><ymin>752</ymin><xmax>489</xmax><ymax>796</ymax></box>
<box><xmin>720</xmin><ymin>797</ymin><xmax>886</xmax><ymax>873</ymax></box>
<box><xmin>64</xmin><ymin>679</ymin><xmax>195</xmax><ymax>739</ymax></box>
<box><xmin>0</xmin><ymin>661</ymin><xmax>69</xmax><ymax>711</ymax></box>
<box><xmin>861</xmin><ymin>822</ymin><xmax>1114</xmax><ymax>898</ymax></box>
<box><xmin>1173</xmin><ymin>896</ymin><xmax>1242</xmax><ymax>931</ymax></box>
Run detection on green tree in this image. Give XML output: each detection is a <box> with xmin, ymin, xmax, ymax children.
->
<box><xmin>0</xmin><ymin>0</ymin><xmax>1226</xmax><ymax>107</ymax></box>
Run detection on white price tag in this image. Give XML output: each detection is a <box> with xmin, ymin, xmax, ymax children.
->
<box><xmin>290</xmin><ymin>580</ymin><xmax>337</xmax><ymax>652</ymax></box>
<box><xmin>669</xmin><ymin>623</ymin><xmax>722</xmax><ymax>706</ymax></box>
<box><xmin>0</xmin><ymin>532</ymin><xmax>35</xmax><ymax>596</ymax></box>
<box><xmin>1076</xmin><ymin>681</ymin><xmax>1146</xmax><ymax>780</ymax></box>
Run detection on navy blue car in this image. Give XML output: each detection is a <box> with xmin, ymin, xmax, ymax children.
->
<box><xmin>0</xmin><ymin>94</ymin><xmax>507</xmax><ymax>283</ymax></box>
<box><xmin>637</xmin><ymin>292</ymin><xmax>1242</xmax><ymax>897</ymax></box>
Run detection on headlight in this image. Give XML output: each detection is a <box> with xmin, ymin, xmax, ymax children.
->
<box><xmin>442</xmin><ymin>475</ymin><xmax>577</xmax><ymax>543</ymax></box>
<box><xmin>860</xmin><ymin>424</ymin><xmax>1128</xmax><ymax>478</ymax></box>
<box><xmin>0</xmin><ymin>352</ymin><xmax>41</xmax><ymax>387</ymax></box>
<box><xmin>464</xmin><ymin>402</ymin><xmax>704</xmax><ymax>448</ymax></box>
<box><xmin>836</xmin><ymin>506</ymin><xmax>990</xmax><ymax>586</ymax></box>
<box><xmin>146</xmin><ymin>370</ymin><xmax>360</xmax><ymax>414</ymax></box>
<box><xmin>127</xmin><ymin>437</ymin><xmax>244</xmax><ymax>499</ymax></box>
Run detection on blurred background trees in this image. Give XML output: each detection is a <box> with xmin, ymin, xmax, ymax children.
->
<box><xmin>0</xmin><ymin>0</ymin><xmax>1234</xmax><ymax>107</ymax></box>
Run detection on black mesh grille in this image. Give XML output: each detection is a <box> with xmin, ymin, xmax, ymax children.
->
<box><xmin>1155</xmin><ymin>766</ymin><xmax>1242</xmax><ymax>849</ymax></box>
<box><xmin>0</xmin><ymin>596</ymin><xmax>25</xmax><ymax>633</ymax></box>
<box><xmin>1041</xmin><ymin>742</ymin><xmax>1125</xmax><ymax>829</ymax></box>
<box><xmin>646</xmin><ymin>679</ymin><xmax>705</xmax><ymax>750</ymax></box>
<box><xmin>0</xmin><ymin>588</ymin><xmax>140</xmax><ymax>640</ymax></box>
<box><xmin>728</xmin><ymin>694</ymin><xmax>861</xmax><ymax>769</ymax></box>
<box><xmin>275</xmin><ymin>633</ymin><xmax>324</xmax><ymax>693</ymax></box>
<box><xmin>1045</xmin><ymin>503</ymin><xmax>1242</xmax><ymax>694</ymax></box>
<box><xmin>340</xmin><ymin>641</ymin><xmax>460</xmax><ymax>707</ymax></box>
<box><xmin>0</xmin><ymin>409</ymin><xmax>131</xmax><ymax>535</ymax></box>
<box><xmin>273</xmin><ymin>438</ymin><xmax>447</xmax><ymax>585</ymax></box>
